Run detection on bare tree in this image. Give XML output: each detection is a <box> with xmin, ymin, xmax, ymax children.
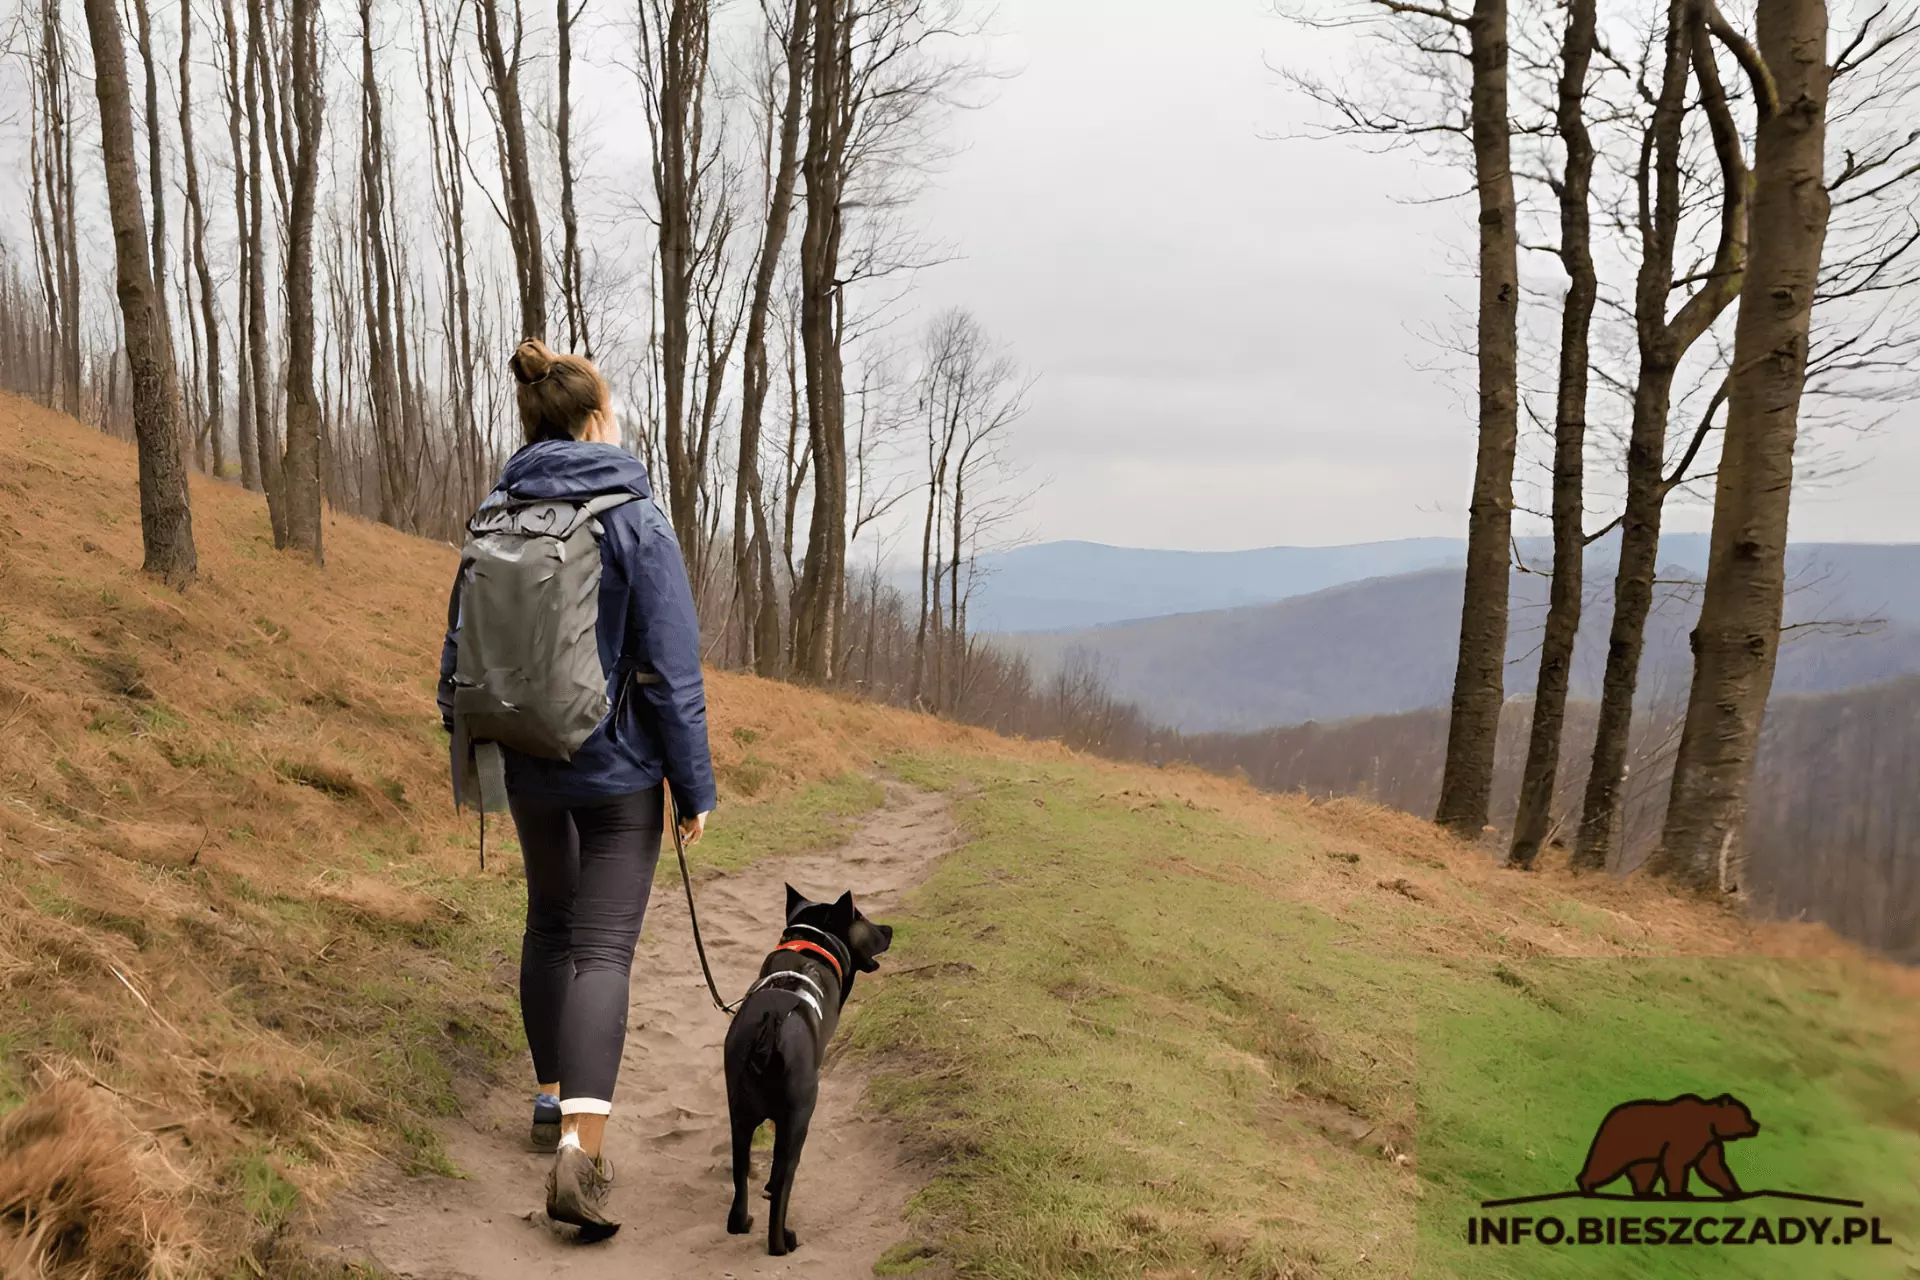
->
<box><xmin>279</xmin><ymin>0</ymin><xmax>326</xmax><ymax>559</ymax></box>
<box><xmin>245</xmin><ymin>0</ymin><xmax>286</xmax><ymax>536</ymax></box>
<box><xmin>129</xmin><ymin>0</ymin><xmax>167</xmax><ymax>311</ymax></box>
<box><xmin>1283</xmin><ymin>0</ymin><xmax>1524</xmax><ymax>837</ymax></box>
<box><xmin>900</xmin><ymin>311</ymin><xmax>1029</xmax><ymax>709</ymax></box>
<box><xmin>80</xmin><ymin>0</ymin><xmax>197</xmax><ymax>583</ymax></box>
<box><xmin>789</xmin><ymin>0</ymin><xmax>851</xmax><ymax>681</ymax></box>
<box><xmin>556</xmin><ymin>0</ymin><xmax>590</xmax><ymax>352</ymax></box>
<box><xmin>1431</xmin><ymin>0</ymin><xmax>1524</xmax><ymax>838</ymax></box>
<box><xmin>421</xmin><ymin>0</ymin><xmax>484</xmax><ymax>511</ymax></box>
<box><xmin>735</xmin><ymin>0</ymin><xmax>810</xmax><ymax>677</ymax></box>
<box><xmin>790</xmin><ymin>0</ymin><xmax>981</xmax><ymax>681</ymax></box>
<box><xmin>27</xmin><ymin>0</ymin><xmax>84</xmax><ymax>415</ymax></box>
<box><xmin>1509</xmin><ymin>0</ymin><xmax>1597</xmax><ymax>868</ymax></box>
<box><xmin>178</xmin><ymin>0</ymin><xmax>226</xmax><ymax>478</ymax></box>
<box><xmin>1652</xmin><ymin>0</ymin><xmax>1830</xmax><ymax>890</ymax></box>
<box><xmin>474</xmin><ymin>0</ymin><xmax>547</xmax><ymax>338</ymax></box>
<box><xmin>1575</xmin><ymin>0</ymin><xmax>1753</xmax><ymax>868</ymax></box>
<box><xmin>219</xmin><ymin>0</ymin><xmax>260</xmax><ymax>489</ymax></box>
<box><xmin>636</xmin><ymin>0</ymin><xmax>721</xmax><ymax>563</ymax></box>
<box><xmin>359</xmin><ymin>0</ymin><xmax>409</xmax><ymax>529</ymax></box>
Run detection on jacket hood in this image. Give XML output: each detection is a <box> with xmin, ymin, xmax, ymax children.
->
<box><xmin>497</xmin><ymin>440</ymin><xmax>653</xmax><ymax>501</ymax></box>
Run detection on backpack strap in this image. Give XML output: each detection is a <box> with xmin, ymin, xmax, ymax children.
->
<box><xmin>467</xmin><ymin>491</ymin><xmax>638</xmax><ymax>540</ymax></box>
<box><xmin>451</xmin><ymin>716</ymin><xmax>510</xmax><ymax>815</ymax></box>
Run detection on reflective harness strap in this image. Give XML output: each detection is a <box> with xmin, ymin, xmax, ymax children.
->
<box><xmin>747</xmin><ymin>969</ymin><xmax>829</xmax><ymax>1025</ymax></box>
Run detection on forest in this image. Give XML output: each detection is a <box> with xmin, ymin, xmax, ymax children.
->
<box><xmin>2</xmin><ymin>0</ymin><xmax>1917</xmax><ymax>934</ymax></box>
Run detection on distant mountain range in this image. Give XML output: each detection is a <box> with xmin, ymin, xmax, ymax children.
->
<box><xmin>967</xmin><ymin>538</ymin><xmax>1467</xmax><ymax>632</ymax></box>
<box><xmin>989</xmin><ymin>540</ymin><xmax>1920</xmax><ymax>732</ymax></box>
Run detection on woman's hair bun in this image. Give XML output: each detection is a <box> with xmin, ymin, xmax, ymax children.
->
<box><xmin>510</xmin><ymin>338</ymin><xmax>555</xmax><ymax>385</ymax></box>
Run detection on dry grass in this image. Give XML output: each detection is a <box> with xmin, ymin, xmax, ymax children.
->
<box><xmin>2</xmin><ymin>392</ymin><xmax>1912</xmax><ymax>1276</ymax></box>
<box><xmin>0</xmin><ymin>1081</ymin><xmax>192</xmax><ymax>1278</ymax></box>
<box><xmin>0</xmin><ymin>393</ymin><xmax>1059</xmax><ymax>1267</ymax></box>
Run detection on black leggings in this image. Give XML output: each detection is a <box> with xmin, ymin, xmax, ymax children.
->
<box><xmin>507</xmin><ymin>785</ymin><xmax>664</xmax><ymax>1111</ymax></box>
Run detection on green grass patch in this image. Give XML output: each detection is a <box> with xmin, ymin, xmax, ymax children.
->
<box><xmin>233</xmin><ymin>1149</ymin><xmax>301</xmax><ymax>1230</ymax></box>
<box><xmin>849</xmin><ymin>756</ymin><xmax>1920</xmax><ymax>1279</ymax></box>
<box><xmin>1419</xmin><ymin>958</ymin><xmax>1920</xmax><ymax>1278</ymax></box>
<box><xmin>682</xmin><ymin>771</ymin><xmax>885</xmax><ymax>876</ymax></box>
<box><xmin>873</xmin><ymin>1240</ymin><xmax>944</xmax><ymax>1275</ymax></box>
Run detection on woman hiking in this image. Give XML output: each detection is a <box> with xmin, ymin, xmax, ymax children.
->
<box><xmin>438</xmin><ymin>339</ymin><xmax>716</xmax><ymax>1241</ymax></box>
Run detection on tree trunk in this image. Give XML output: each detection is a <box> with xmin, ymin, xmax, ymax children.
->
<box><xmin>81</xmin><ymin>0</ymin><xmax>197</xmax><ymax>585</ymax></box>
<box><xmin>1577</xmin><ymin>2</ymin><xmax>1751</xmax><ymax>867</ymax></box>
<box><xmin>1509</xmin><ymin>0</ymin><xmax>1596</xmax><ymax>869</ymax></box>
<box><xmin>279</xmin><ymin>0</ymin><xmax>324</xmax><ymax>561</ymax></box>
<box><xmin>640</xmin><ymin>0</ymin><xmax>714</xmax><ymax>566</ymax></box>
<box><xmin>245</xmin><ymin>0</ymin><xmax>285</xmax><ymax>542</ymax></box>
<box><xmin>221</xmin><ymin>0</ymin><xmax>260</xmax><ymax>490</ymax></box>
<box><xmin>736</xmin><ymin>0</ymin><xmax>808</xmax><ymax>678</ymax></box>
<box><xmin>27</xmin><ymin>4</ymin><xmax>65</xmax><ymax>409</ymax></box>
<box><xmin>911</xmin><ymin>371</ymin><xmax>954</xmax><ymax>707</ymax></box>
<box><xmin>420</xmin><ymin>0</ymin><xmax>482</xmax><ymax>512</ymax></box>
<box><xmin>1434</xmin><ymin>0</ymin><xmax>1521</xmax><ymax>837</ymax></box>
<box><xmin>911</xmin><ymin>470</ymin><xmax>937</xmax><ymax>706</ymax></box>
<box><xmin>949</xmin><ymin>445</ymin><xmax>968</xmax><ymax>713</ymax></box>
<box><xmin>359</xmin><ymin>0</ymin><xmax>408</xmax><ymax>530</ymax></box>
<box><xmin>474</xmin><ymin>0</ymin><xmax>547</xmax><ymax>339</ymax></box>
<box><xmin>130</xmin><ymin>0</ymin><xmax>166</xmax><ymax>309</ymax></box>
<box><xmin>179</xmin><ymin>0</ymin><xmax>226</xmax><ymax>480</ymax></box>
<box><xmin>557</xmin><ymin>0</ymin><xmax>590</xmax><ymax>353</ymax></box>
<box><xmin>387</xmin><ymin>188</ymin><xmax>426</xmax><ymax>530</ymax></box>
<box><xmin>34</xmin><ymin>0</ymin><xmax>84</xmax><ymax>417</ymax></box>
<box><xmin>790</xmin><ymin>0</ymin><xmax>848</xmax><ymax>683</ymax></box>
<box><xmin>1652</xmin><ymin>0</ymin><xmax>1828</xmax><ymax>890</ymax></box>
<box><xmin>180</xmin><ymin>199</ymin><xmax>206</xmax><ymax>470</ymax></box>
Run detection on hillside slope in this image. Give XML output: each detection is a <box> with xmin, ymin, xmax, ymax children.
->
<box><xmin>1</xmin><ymin>394</ymin><xmax>1914</xmax><ymax>1279</ymax></box>
<box><xmin>1176</xmin><ymin>682</ymin><xmax>1920</xmax><ymax>960</ymax></box>
<box><xmin>0</xmin><ymin>394</ymin><xmax>1034</xmax><ymax>1272</ymax></box>
<box><xmin>1000</xmin><ymin>557</ymin><xmax>1920</xmax><ymax>731</ymax></box>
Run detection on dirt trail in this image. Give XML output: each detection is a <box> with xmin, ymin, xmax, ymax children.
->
<box><xmin>318</xmin><ymin>783</ymin><xmax>954</xmax><ymax>1279</ymax></box>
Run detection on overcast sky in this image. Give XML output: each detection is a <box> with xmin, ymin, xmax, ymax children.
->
<box><xmin>903</xmin><ymin>0</ymin><xmax>1919</xmax><ymax>551</ymax></box>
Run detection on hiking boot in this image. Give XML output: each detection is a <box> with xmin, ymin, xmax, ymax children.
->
<box><xmin>546</xmin><ymin>1145</ymin><xmax>619</xmax><ymax>1242</ymax></box>
<box><xmin>530</xmin><ymin>1094</ymin><xmax>561</xmax><ymax>1153</ymax></box>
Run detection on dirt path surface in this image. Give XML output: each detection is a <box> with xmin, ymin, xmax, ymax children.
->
<box><xmin>317</xmin><ymin>783</ymin><xmax>954</xmax><ymax>1279</ymax></box>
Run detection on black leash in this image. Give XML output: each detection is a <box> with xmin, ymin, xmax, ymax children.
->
<box><xmin>671</xmin><ymin>790</ymin><xmax>742</xmax><ymax>1016</ymax></box>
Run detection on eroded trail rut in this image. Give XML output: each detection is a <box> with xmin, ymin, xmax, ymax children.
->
<box><xmin>321</xmin><ymin>784</ymin><xmax>955</xmax><ymax>1279</ymax></box>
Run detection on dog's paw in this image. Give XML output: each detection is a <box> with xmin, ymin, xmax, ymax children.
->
<box><xmin>767</xmin><ymin>1227</ymin><xmax>799</xmax><ymax>1256</ymax></box>
<box><xmin>727</xmin><ymin>1209</ymin><xmax>754</xmax><ymax>1236</ymax></box>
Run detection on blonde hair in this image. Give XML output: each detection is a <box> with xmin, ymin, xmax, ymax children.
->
<box><xmin>510</xmin><ymin>339</ymin><xmax>610</xmax><ymax>443</ymax></box>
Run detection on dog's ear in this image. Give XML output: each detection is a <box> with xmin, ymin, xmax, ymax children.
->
<box><xmin>830</xmin><ymin>890</ymin><xmax>857</xmax><ymax>930</ymax></box>
<box><xmin>784</xmin><ymin>883</ymin><xmax>807</xmax><ymax>921</ymax></box>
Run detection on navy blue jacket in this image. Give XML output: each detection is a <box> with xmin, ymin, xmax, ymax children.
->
<box><xmin>438</xmin><ymin>441</ymin><xmax>718</xmax><ymax>815</ymax></box>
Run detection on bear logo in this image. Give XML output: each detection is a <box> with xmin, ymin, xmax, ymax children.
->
<box><xmin>1576</xmin><ymin>1093</ymin><xmax>1761</xmax><ymax>1199</ymax></box>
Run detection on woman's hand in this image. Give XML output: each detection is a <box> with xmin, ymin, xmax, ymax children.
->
<box><xmin>679</xmin><ymin>810</ymin><xmax>708</xmax><ymax>845</ymax></box>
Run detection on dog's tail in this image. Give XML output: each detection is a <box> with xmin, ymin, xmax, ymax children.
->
<box><xmin>745</xmin><ymin>1006</ymin><xmax>786</xmax><ymax>1075</ymax></box>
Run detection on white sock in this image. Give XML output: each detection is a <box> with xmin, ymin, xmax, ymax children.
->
<box><xmin>558</xmin><ymin>1130</ymin><xmax>582</xmax><ymax>1151</ymax></box>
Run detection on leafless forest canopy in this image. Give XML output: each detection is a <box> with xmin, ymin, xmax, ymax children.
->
<box><xmin>1</xmin><ymin>0</ymin><xmax>1917</xmax><ymax>954</ymax></box>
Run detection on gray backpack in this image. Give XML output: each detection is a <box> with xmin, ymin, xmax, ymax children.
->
<box><xmin>450</xmin><ymin>492</ymin><xmax>638</xmax><ymax>815</ymax></box>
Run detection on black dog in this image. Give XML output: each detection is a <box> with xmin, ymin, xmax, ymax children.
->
<box><xmin>723</xmin><ymin>884</ymin><xmax>892</xmax><ymax>1256</ymax></box>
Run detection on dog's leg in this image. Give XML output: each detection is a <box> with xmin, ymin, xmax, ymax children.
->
<box><xmin>726</xmin><ymin>1103</ymin><xmax>759</xmax><ymax>1236</ymax></box>
<box><xmin>765</xmin><ymin>1111</ymin><xmax>811</xmax><ymax>1256</ymax></box>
